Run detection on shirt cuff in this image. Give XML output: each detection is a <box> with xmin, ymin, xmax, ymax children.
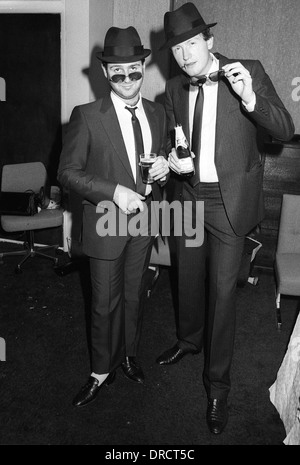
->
<box><xmin>242</xmin><ymin>93</ymin><xmax>256</xmax><ymax>112</ymax></box>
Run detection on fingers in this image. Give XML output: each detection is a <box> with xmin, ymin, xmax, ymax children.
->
<box><xmin>149</xmin><ymin>155</ymin><xmax>169</xmax><ymax>180</ymax></box>
<box><xmin>124</xmin><ymin>193</ymin><xmax>145</xmax><ymax>215</ymax></box>
<box><xmin>222</xmin><ymin>62</ymin><xmax>253</xmax><ymax>102</ymax></box>
<box><xmin>168</xmin><ymin>149</ymin><xmax>182</xmax><ymax>174</ymax></box>
<box><xmin>132</xmin><ymin>197</ymin><xmax>145</xmax><ymax>213</ymax></box>
<box><xmin>114</xmin><ymin>185</ymin><xmax>146</xmax><ymax>215</ymax></box>
<box><xmin>222</xmin><ymin>62</ymin><xmax>251</xmax><ymax>83</ymax></box>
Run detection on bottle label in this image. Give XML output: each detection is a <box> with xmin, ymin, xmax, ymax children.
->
<box><xmin>174</xmin><ymin>125</ymin><xmax>195</xmax><ymax>175</ymax></box>
<box><xmin>179</xmin><ymin>157</ymin><xmax>195</xmax><ymax>173</ymax></box>
<box><xmin>176</xmin><ymin>136</ymin><xmax>188</xmax><ymax>149</ymax></box>
<box><xmin>175</xmin><ymin>125</ymin><xmax>189</xmax><ymax>149</ymax></box>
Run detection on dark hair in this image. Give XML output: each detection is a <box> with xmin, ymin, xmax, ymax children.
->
<box><xmin>170</xmin><ymin>28</ymin><xmax>214</xmax><ymax>52</ymax></box>
<box><xmin>201</xmin><ymin>28</ymin><xmax>213</xmax><ymax>41</ymax></box>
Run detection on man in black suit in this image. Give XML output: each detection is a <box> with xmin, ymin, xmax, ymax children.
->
<box><xmin>58</xmin><ymin>26</ymin><xmax>169</xmax><ymax>407</ymax></box>
<box><xmin>156</xmin><ymin>3</ymin><xmax>294</xmax><ymax>434</ymax></box>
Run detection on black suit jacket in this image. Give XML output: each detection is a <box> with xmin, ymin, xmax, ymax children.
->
<box><xmin>58</xmin><ymin>95</ymin><xmax>167</xmax><ymax>259</ymax></box>
<box><xmin>165</xmin><ymin>53</ymin><xmax>295</xmax><ymax>236</ymax></box>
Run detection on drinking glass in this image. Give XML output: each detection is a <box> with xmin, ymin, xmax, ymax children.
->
<box><xmin>139</xmin><ymin>153</ymin><xmax>157</xmax><ymax>184</ymax></box>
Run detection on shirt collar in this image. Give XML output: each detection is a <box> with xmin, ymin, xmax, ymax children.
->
<box><xmin>202</xmin><ymin>53</ymin><xmax>219</xmax><ymax>87</ymax></box>
<box><xmin>208</xmin><ymin>52</ymin><xmax>219</xmax><ymax>73</ymax></box>
<box><xmin>111</xmin><ymin>90</ymin><xmax>142</xmax><ymax>111</ymax></box>
<box><xmin>190</xmin><ymin>53</ymin><xmax>220</xmax><ymax>89</ymax></box>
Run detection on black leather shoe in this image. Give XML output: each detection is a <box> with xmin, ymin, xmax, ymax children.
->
<box><xmin>121</xmin><ymin>357</ymin><xmax>144</xmax><ymax>384</ymax></box>
<box><xmin>72</xmin><ymin>372</ymin><xmax>116</xmax><ymax>407</ymax></box>
<box><xmin>206</xmin><ymin>398</ymin><xmax>228</xmax><ymax>434</ymax></box>
<box><xmin>156</xmin><ymin>344</ymin><xmax>200</xmax><ymax>365</ymax></box>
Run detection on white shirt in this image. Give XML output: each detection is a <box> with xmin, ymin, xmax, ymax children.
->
<box><xmin>189</xmin><ymin>53</ymin><xmax>219</xmax><ymax>182</ymax></box>
<box><xmin>111</xmin><ymin>91</ymin><xmax>152</xmax><ymax>192</ymax></box>
<box><xmin>189</xmin><ymin>54</ymin><xmax>256</xmax><ymax>182</ymax></box>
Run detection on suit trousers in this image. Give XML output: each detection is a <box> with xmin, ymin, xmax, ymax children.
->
<box><xmin>176</xmin><ymin>181</ymin><xmax>245</xmax><ymax>400</ymax></box>
<box><xmin>89</xmin><ymin>208</ymin><xmax>154</xmax><ymax>375</ymax></box>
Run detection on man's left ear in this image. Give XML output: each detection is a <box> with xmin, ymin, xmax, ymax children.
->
<box><xmin>207</xmin><ymin>37</ymin><xmax>214</xmax><ymax>50</ymax></box>
<box><xmin>101</xmin><ymin>63</ymin><xmax>108</xmax><ymax>78</ymax></box>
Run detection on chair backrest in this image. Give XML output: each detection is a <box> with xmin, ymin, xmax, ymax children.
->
<box><xmin>277</xmin><ymin>193</ymin><xmax>300</xmax><ymax>254</ymax></box>
<box><xmin>1</xmin><ymin>162</ymin><xmax>47</xmax><ymax>194</ymax></box>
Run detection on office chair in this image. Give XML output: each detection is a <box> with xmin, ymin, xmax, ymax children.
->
<box><xmin>0</xmin><ymin>162</ymin><xmax>63</xmax><ymax>273</ymax></box>
<box><xmin>274</xmin><ymin>193</ymin><xmax>300</xmax><ymax>330</ymax></box>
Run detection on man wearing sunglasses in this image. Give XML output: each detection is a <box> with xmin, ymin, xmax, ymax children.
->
<box><xmin>156</xmin><ymin>3</ymin><xmax>294</xmax><ymax>435</ymax></box>
<box><xmin>58</xmin><ymin>26</ymin><xmax>169</xmax><ymax>407</ymax></box>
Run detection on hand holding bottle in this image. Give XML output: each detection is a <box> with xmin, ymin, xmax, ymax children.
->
<box><xmin>168</xmin><ymin>148</ymin><xmax>182</xmax><ymax>174</ymax></box>
<box><xmin>171</xmin><ymin>124</ymin><xmax>195</xmax><ymax>177</ymax></box>
<box><xmin>168</xmin><ymin>148</ymin><xmax>195</xmax><ymax>175</ymax></box>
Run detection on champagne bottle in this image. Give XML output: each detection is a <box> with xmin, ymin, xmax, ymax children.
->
<box><xmin>174</xmin><ymin>124</ymin><xmax>195</xmax><ymax>177</ymax></box>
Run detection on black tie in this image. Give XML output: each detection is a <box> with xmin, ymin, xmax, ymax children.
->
<box><xmin>125</xmin><ymin>106</ymin><xmax>145</xmax><ymax>195</ymax></box>
<box><xmin>191</xmin><ymin>84</ymin><xmax>204</xmax><ymax>185</ymax></box>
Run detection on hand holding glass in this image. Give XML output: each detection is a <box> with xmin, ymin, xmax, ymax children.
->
<box><xmin>139</xmin><ymin>153</ymin><xmax>157</xmax><ymax>184</ymax></box>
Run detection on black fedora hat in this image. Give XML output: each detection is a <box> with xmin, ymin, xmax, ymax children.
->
<box><xmin>160</xmin><ymin>2</ymin><xmax>217</xmax><ymax>50</ymax></box>
<box><xmin>97</xmin><ymin>26</ymin><xmax>151</xmax><ymax>63</ymax></box>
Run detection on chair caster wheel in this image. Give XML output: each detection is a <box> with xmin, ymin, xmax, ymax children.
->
<box><xmin>55</xmin><ymin>248</ymin><xmax>64</xmax><ymax>256</ymax></box>
<box><xmin>15</xmin><ymin>266</ymin><xmax>22</xmax><ymax>274</ymax></box>
<box><xmin>54</xmin><ymin>258</ymin><xmax>59</xmax><ymax>266</ymax></box>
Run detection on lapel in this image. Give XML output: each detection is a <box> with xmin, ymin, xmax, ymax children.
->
<box><xmin>177</xmin><ymin>75</ymin><xmax>191</xmax><ymax>144</ymax></box>
<box><xmin>142</xmin><ymin>98</ymin><xmax>160</xmax><ymax>153</ymax></box>
<box><xmin>214</xmin><ymin>53</ymin><xmax>240</xmax><ymax>157</ymax></box>
<box><xmin>98</xmin><ymin>95</ymin><xmax>134</xmax><ymax>180</ymax></box>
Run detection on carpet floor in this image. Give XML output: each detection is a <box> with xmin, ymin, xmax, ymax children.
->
<box><xmin>0</xmin><ymin>241</ymin><xmax>299</xmax><ymax>446</ymax></box>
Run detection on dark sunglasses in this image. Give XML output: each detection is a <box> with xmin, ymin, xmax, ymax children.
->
<box><xmin>109</xmin><ymin>71</ymin><xmax>143</xmax><ymax>83</ymax></box>
<box><xmin>191</xmin><ymin>69</ymin><xmax>225</xmax><ymax>86</ymax></box>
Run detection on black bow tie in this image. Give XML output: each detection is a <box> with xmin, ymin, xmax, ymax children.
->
<box><xmin>190</xmin><ymin>69</ymin><xmax>225</xmax><ymax>87</ymax></box>
<box><xmin>191</xmin><ymin>80</ymin><xmax>204</xmax><ymax>87</ymax></box>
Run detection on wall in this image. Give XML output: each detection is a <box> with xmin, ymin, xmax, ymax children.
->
<box><xmin>61</xmin><ymin>0</ymin><xmax>170</xmax><ymax>250</ymax></box>
<box><xmin>64</xmin><ymin>0</ymin><xmax>170</xmax><ymax>114</ymax></box>
<box><xmin>173</xmin><ymin>0</ymin><xmax>300</xmax><ymax>267</ymax></box>
<box><xmin>78</xmin><ymin>0</ymin><xmax>170</xmax><ymax>104</ymax></box>
<box><xmin>0</xmin><ymin>0</ymin><xmax>172</xmax><ymax>249</ymax></box>
<box><xmin>112</xmin><ymin>0</ymin><xmax>170</xmax><ymax>103</ymax></box>
<box><xmin>0</xmin><ymin>0</ymin><xmax>171</xmax><ymax>120</ymax></box>
<box><xmin>174</xmin><ymin>0</ymin><xmax>299</xmax><ymax>133</ymax></box>
<box><xmin>1</xmin><ymin>0</ymin><xmax>297</xmax><ymax>134</ymax></box>
<box><xmin>88</xmin><ymin>0</ymin><xmax>113</xmax><ymax>101</ymax></box>
<box><xmin>63</xmin><ymin>0</ymin><xmax>90</xmax><ymax>119</ymax></box>
<box><xmin>261</xmin><ymin>137</ymin><xmax>300</xmax><ymax>266</ymax></box>
<box><xmin>5</xmin><ymin>0</ymin><xmax>298</xmax><ymax>259</ymax></box>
